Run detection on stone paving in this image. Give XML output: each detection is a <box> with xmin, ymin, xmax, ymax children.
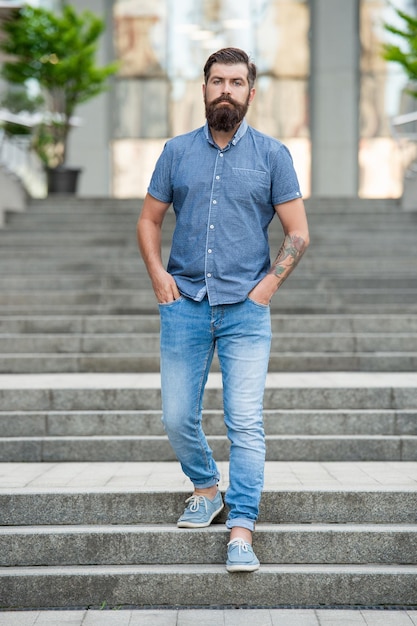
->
<box><xmin>0</xmin><ymin>609</ymin><xmax>417</xmax><ymax>625</ymax></box>
<box><xmin>2</xmin><ymin>460</ymin><xmax>417</xmax><ymax>490</ymax></box>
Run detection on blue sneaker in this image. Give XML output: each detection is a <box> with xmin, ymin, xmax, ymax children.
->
<box><xmin>226</xmin><ymin>538</ymin><xmax>260</xmax><ymax>572</ymax></box>
<box><xmin>177</xmin><ymin>491</ymin><xmax>224</xmax><ymax>528</ymax></box>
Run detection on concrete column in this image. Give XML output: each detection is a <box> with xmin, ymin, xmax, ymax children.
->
<box><xmin>66</xmin><ymin>0</ymin><xmax>114</xmax><ymax>197</ymax></box>
<box><xmin>310</xmin><ymin>0</ymin><xmax>360</xmax><ymax>197</ymax></box>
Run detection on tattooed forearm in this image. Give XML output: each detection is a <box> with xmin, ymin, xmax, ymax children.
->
<box><xmin>269</xmin><ymin>233</ymin><xmax>307</xmax><ymax>284</ymax></box>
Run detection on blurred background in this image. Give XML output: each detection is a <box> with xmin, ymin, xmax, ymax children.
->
<box><xmin>1</xmin><ymin>0</ymin><xmax>417</xmax><ymax>200</ymax></box>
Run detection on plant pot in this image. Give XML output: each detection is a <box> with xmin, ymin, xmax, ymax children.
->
<box><xmin>46</xmin><ymin>166</ymin><xmax>82</xmax><ymax>194</ymax></box>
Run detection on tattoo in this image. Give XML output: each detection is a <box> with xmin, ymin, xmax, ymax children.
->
<box><xmin>269</xmin><ymin>233</ymin><xmax>307</xmax><ymax>283</ymax></box>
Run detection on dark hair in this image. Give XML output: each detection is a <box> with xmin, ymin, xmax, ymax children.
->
<box><xmin>203</xmin><ymin>47</ymin><xmax>257</xmax><ymax>90</ymax></box>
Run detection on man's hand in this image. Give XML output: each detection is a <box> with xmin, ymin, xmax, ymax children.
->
<box><xmin>248</xmin><ymin>274</ymin><xmax>279</xmax><ymax>305</ymax></box>
<box><xmin>151</xmin><ymin>268</ymin><xmax>181</xmax><ymax>303</ymax></box>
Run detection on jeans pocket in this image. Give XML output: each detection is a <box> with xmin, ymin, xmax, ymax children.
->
<box><xmin>158</xmin><ymin>296</ymin><xmax>184</xmax><ymax>308</ymax></box>
<box><xmin>246</xmin><ymin>296</ymin><xmax>270</xmax><ymax>310</ymax></box>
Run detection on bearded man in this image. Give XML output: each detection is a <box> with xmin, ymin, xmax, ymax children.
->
<box><xmin>137</xmin><ymin>47</ymin><xmax>309</xmax><ymax>572</ymax></box>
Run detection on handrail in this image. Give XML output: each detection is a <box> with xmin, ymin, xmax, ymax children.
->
<box><xmin>391</xmin><ymin>110</ymin><xmax>417</xmax><ymax>141</ymax></box>
<box><xmin>0</xmin><ymin>108</ymin><xmax>47</xmax><ymax>197</ymax></box>
<box><xmin>392</xmin><ymin>110</ymin><xmax>417</xmax><ymax>125</ymax></box>
<box><xmin>0</xmin><ymin>108</ymin><xmax>82</xmax><ymax>198</ymax></box>
<box><xmin>390</xmin><ymin>109</ymin><xmax>417</xmax><ymax>176</ymax></box>
<box><xmin>0</xmin><ymin>128</ymin><xmax>47</xmax><ymax>198</ymax></box>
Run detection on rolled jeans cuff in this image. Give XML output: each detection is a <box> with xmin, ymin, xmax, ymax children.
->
<box><xmin>192</xmin><ymin>478</ymin><xmax>220</xmax><ymax>489</ymax></box>
<box><xmin>226</xmin><ymin>517</ymin><xmax>256</xmax><ymax>532</ymax></box>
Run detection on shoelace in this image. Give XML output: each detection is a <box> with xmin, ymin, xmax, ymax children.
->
<box><xmin>185</xmin><ymin>495</ymin><xmax>208</xmax><ymax>512</ymax></box>
<box><xmin>227</xmin><ymin>538</ymin><xmax>250</xmax><ymax>554</ymax></box>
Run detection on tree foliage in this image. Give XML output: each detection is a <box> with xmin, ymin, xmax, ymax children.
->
<box><xmin>383</xmin><ymin>6</ymin><xmax>417</xmax><ymax>99</ymax></box>
<box><xmin>0</xmin><ymin>4</ymin><xmax>119</xmax><ymax>166</ymax></box>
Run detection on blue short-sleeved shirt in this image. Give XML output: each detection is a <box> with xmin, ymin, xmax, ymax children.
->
<box><xmin>148</xmin><ymin>118</ymin><xmax>302</xmax><ymax>306</ymax></box>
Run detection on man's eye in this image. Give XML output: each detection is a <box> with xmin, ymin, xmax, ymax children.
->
<box><xmin>234</xmin><ymin>81</ymin><xmax>242</xmax><ymax>86</ymax></box>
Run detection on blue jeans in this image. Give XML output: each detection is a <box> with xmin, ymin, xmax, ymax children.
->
<box><xmin>159</xmin><ymin>295</ymin><xmax>271</xmax><ymax>531</ymax></box>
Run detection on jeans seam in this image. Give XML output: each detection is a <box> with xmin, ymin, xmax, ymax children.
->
<box><xmin>193</xmin><ymin>340</ymin><xmax>216</xmax><ymax>479</ymax></box>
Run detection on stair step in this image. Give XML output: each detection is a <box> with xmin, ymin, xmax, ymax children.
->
<box><xmin>2</xmin><ymin>465</ymin><xmax>416</xmax><ymax>524</ymax></box>
<box><xmin>1</xmin><ymin>524</ymin><xmax>416</xmax><ymax>566</ymax></box>
<box><xmin>1</xmin><ymin>314</ymin><xmax>417</xmax><ymax>334</ymax></box>
<box><xmin>3</xmin><ymin>350</ymin><xmax>417</xmax><ymax>373</ymax></box>
<box><xmin>2</xmin><ymin>292</ymin><xmax>417</xmax><ymax>316</ymax></box>
<box><xmin>1</xmin><ymin>372</ymin><xmax>416</xmax><ymax>411</ymax></box>
<box><xmin>1</xmin><ymin>563</ymin><xmax>416</xmax><ymax>608</ymax></box>
<box><xmin>2</xmin><ymin>305</ymin><xmax>417</xmax><ymax>317</ymax></box>
<box><xmin>1</xmin><ymin>251</ymin><xmax>417</xmax><ymax>264</ymax></box>
<box><xmin>3</xmin><ymin>202</ymin><xmax>405</xmax><ymax>221</ymax></box>
<box><xmin>2</xmin><ymin>350</ymin><xmax>417</xmax><ymax>373</ymax></box>
<box><xmin>4</xmin><ymin>276</ymin><xmax>417</xmax><ymax>291</ymax></box>
<box><xmin>1</xmin><ymin>409</ymin><xmax>414</xmax><ymax>436</ymax></box>
<box><xmin>25</xmin><ymin>196</ymin><xmax>399</xmax><ymax>208</ymax></box>
<box><xmin>1</xmin><ymin>434</ymin><xmax>417</xmax><ymax>462</ymax></box>
<box><xmin>3</xmin><ymin>332</ymin><xmax>417</xmax><ymax>352</ymax></box>
<box><xmin>3</xmin><ymin>235</ymin><xmax>417</xmax><ymax>249</ymax></box>
<box><xmin>2</xmin><ymin>259</ymin><xmax>417</xmax><ymax>275</ymax></box>
<box><xmin>2</xmin><ymin>287</ymin><xmax>417</xmax><ymax>301</ymax></box>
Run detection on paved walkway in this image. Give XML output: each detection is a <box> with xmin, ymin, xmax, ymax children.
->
<box><xmin>1</xmin><ymin>371</ymin><xmax>417</xmax><ymax>389</ymax></box>
<box><xmin>1</xmin><ymin>460</ymin><xmax>417</xmax><ymax>491</ymax></box>
<box><xmin>0</xmin><ymin>609</ymin><xmax>417</xmax><ymax>625</ymax></box>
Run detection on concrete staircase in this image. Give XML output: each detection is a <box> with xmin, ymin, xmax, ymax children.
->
<box><xmin>0</xmin><ymin>196</ymin><xmax>417</xmax><ymax>609</ymax></box>
<box><xmin>1</xmin><ymin>374</ymin><xmax>417</xmax><ymax>463</ymax></box>
<box><xmin>1</xmin><ymin>198</ymin><xmax>417</xmax><ymax>373</ymax></box>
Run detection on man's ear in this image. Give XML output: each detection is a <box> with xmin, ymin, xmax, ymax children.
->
<box><xmin>202</xmin><ymin>83</ymin><xmax>206</xmax><ymax>99</ymax></box>
<box><xmin>249</xmin><ymin>87</ymin><xmax>256</xmax><ymax>104</ymax></box>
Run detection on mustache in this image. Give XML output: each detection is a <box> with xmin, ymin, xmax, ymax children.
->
<box><xmin>211</xmin><ymin>94</ymin><xmax>240</xmax><ymax>107</ymax></box>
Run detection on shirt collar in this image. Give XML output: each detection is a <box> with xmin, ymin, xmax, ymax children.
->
<box><xmin>204</xmin><ymin>118</ymin><xmax>248</xmax><ymax>148</ymax></box>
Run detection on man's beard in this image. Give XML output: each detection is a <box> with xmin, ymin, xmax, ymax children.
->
<box><xmin>205</xmin><ymin>94</ymin><xmax>250</xmax><ymax>132</ymax></box>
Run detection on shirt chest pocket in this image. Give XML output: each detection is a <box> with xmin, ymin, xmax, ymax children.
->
<box><xmin>231</xmin><ymin>167</ymin><xmax>270</xmax><ymax>203</ymax></box>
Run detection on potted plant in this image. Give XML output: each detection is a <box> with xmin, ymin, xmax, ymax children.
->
<box><xmin>0</xmin><ymin>3</ymin><xmax>118</xmax><ymax>193</ymax></box>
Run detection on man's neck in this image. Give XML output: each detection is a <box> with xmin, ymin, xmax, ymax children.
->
<box><xmin>209</xmin><ymin>124</ymin><xmax>240</xmax><ymax>149</ymax></box>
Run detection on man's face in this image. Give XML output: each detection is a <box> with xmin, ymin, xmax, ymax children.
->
<box><xmin>203</xmin><ymin>62</ymin><xmax>255</xmax><ymax>132</ymax></box>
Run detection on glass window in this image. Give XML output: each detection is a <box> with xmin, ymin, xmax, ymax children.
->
<box><xmin>113</xmin><ymin>0</ymin><xmax>167</xmax><ymax>78</ymax></box>
<box><xmin>111</xmin><ymin>0</ymin><xmax>310</xmax><ymax>198</ymax></box>
<box><xmin>359</xmin><ymin>0</ymin><xmax>417</xmax><ymax>198</ymax></box>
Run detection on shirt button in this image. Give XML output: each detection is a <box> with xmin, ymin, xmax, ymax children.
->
<box><xmin>216</xmin><ymin>176</ymin><xmax>220</xmax><ymax>180</ymax></box>
<box><xmin>219</xmin><ymin>153</ymin><xmax>223</xmax><ymax>157</ymax></box>
<box><xmin>210</xmin><ymin>224</ymin><xmax>214</xmax><ymax>229</ymax></box>
<box><xmin>212</xmin><ymin>200</ymin><xmax>217</xmax><ymax>204</ymax></box>
<box><xmin>207</xmin><ymin>273</ymin><xmax>212</xmax><ymax>278</ymax></box>
<box><xmin>208</xmin><ymin>249</ymin><xmax>212</xmax><ymax>253</ymax></box>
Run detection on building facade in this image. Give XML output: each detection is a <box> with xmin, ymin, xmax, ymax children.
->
<box><xmin>3</xmin><ymin>0</ymin><xmax>417</xmax><ymax>198</ymax></box>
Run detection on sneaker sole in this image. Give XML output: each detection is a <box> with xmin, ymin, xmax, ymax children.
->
<box><xmin>177</xmin><ymin>502</ymin><xmax>224</xmax><ymax>528</ymax></box>
<box><xmin>226</xmin><ymin>562</ymin><xmax>260</xmax><ymax>573</ymax></box>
